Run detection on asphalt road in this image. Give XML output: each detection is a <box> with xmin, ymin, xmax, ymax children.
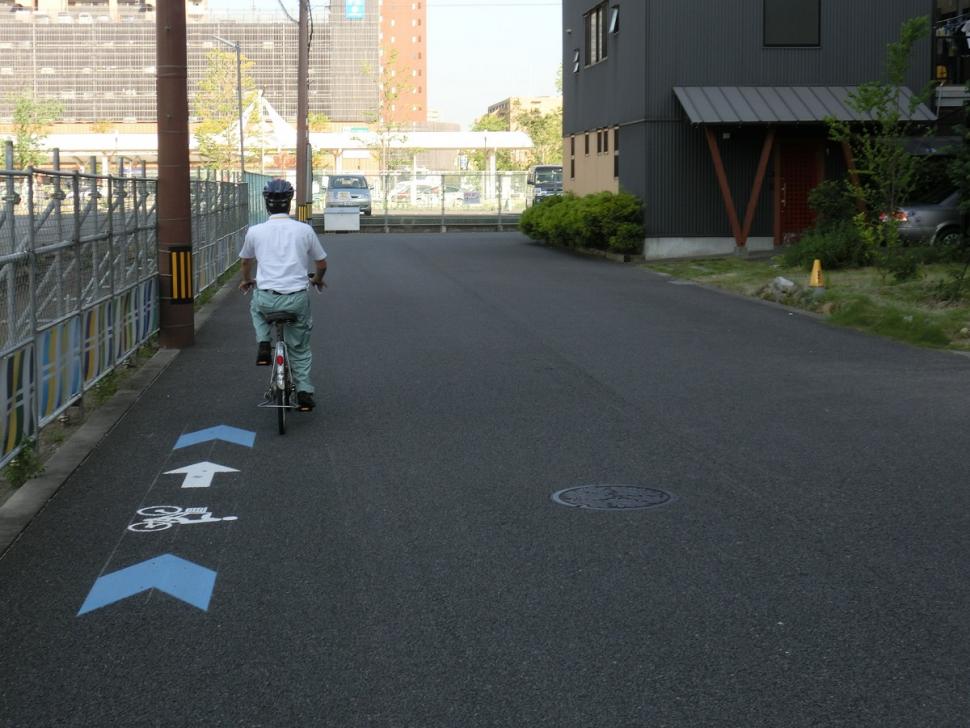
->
<box><xmin>2</xmin><ymin>232</ymin><xmax>970</xmax><ymax>727</ymax></box>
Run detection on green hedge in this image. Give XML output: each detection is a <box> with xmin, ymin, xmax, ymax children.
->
<box><xmin>519</xmin><ymin>191</ymin><xmax>645</xmax><ymax>254</ymax></box>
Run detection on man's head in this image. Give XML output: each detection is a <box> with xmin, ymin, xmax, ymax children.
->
<box><xmin>263</xmin><ymin>178</ymin><xmax>294</xmax><ymax>215</ymax></box>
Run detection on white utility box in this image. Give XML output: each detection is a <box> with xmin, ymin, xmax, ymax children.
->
<box><xmin>324</xmin><ymin>207</ymin><xmax>361</xmax><ymax>232</ymax></box>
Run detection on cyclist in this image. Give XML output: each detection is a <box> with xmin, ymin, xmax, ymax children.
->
<box><xmin>239</xmin><ymin>178</ymin><xmax>327</xmax><ymax>412</ymax></box>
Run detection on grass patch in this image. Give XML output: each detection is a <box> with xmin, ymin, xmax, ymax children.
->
<box><xmin>644</xmin><ymin>255</ymin><xmax>970</xmax><ymax>351</ymax></box>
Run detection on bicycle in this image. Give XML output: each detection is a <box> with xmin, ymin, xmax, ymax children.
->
<box><xmin>257</xmin><ymin>310</ymin><xmax>297</xmax><ymax>435</ymax></box>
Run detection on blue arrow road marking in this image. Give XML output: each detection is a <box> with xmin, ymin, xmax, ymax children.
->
<box><xmin>78</xmin><ymin>554</ymin><xmax>217</xmax><ymax>616</ymax></box>
<box><xmin>174</xmin><ymin>425</ymin><xmax>256</xmax><ymax>450</ymax></box>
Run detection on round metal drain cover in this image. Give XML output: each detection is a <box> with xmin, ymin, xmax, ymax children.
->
<box><xmin>551</xmin><ymin>485</ymin><xmax>673</xmax><ymax>511</ymax></box>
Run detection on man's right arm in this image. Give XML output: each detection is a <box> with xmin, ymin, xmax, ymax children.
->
<box><xmin>239</xmin><ymin>257</ymin><xmax>256</xmax><ymax>292</ymax></box>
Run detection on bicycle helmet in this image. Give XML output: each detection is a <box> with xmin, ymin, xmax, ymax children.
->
<box><xmin>263</xmin><ymin>178</ymin><xmax>294</xmax><ymax>214</ymax></box>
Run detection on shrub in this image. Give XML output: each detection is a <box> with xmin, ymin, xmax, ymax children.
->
<box><xmin>518</xmin><ymin>190</ymin><xmax>644</xmax><ymax>253</ymax></box>
<box><xmin>780</xmin><ymin>219</ymin><xmax>873</xmax><ymax>270</ymax></box>
<box><xmin>809</xmin><ymin>179</ymin><xmax>858</xmax><ymax>229</ymax></box>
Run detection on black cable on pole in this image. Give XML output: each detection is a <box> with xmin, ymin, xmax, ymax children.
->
<box><xmin>277</xmin><ymin>0</ymin><xmax>298</xmax><ymax>24</ymax></box>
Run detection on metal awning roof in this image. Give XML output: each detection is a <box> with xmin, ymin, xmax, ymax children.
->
<box><xmin>673</xmin><ymin>86</ymin><xmax>936</xmax><ymax>125</ymax></box>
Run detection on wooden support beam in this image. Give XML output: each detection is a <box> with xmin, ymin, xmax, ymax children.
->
<box><xmin>773</xmin><ymin>141</ymin><xmax>782</xmax><ymax>245</ymax></box>
<box><xmin>705</xmin><ymin>127</ymin><xmax>743</xmax><ymax>247</ymax></box>
<box><xmin>740</xmin><ymin>128</ymin><xmax>775</xmax><ymax>247</ymax></box>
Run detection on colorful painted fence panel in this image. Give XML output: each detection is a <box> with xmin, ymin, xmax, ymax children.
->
<box><xmin>1</xmin><ymin>347</ymin><xmax>35</xmax><ymax>462</ymax></box>
<box><xmin>1</xmin><ymin>155</ymin><xmax>246</xmax><ymax>468</ymax></box>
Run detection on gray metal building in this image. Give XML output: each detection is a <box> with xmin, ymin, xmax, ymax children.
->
<box><xmin>0</xmin><ymin>3</ymin><xmax>379</xmax><ymax>125</ymax></box>
<box><xmin>562</xmin><ymin>0</ymin><xmax>939</xmax><ymax>258</ymax></box>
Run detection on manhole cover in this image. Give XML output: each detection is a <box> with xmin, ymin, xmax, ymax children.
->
<box><xmin>551</xmin><ymin>485</ymin><xmax>674</xmax><ymax>511</ymax></box>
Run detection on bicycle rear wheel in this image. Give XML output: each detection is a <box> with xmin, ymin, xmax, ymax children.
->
<box><xmin>276</xmin><ymin>387</ymin><xmax>286</xmax><ymax>434</ymax></box>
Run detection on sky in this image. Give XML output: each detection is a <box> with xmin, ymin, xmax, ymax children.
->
<box><xmin>206</xmin><ymin>0</ymin><xmax>563</xmax><ymax>129</ymax></box>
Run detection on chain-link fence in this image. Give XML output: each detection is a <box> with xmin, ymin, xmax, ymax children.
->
<box><xmin>192</xmin><ymin>169</ymin><xmax>250</xmax><ymax>297</ymax></box>
<box><xmin>312</xmin><ymin>171</ymin><xmax>530</xmax><ymax>223</ymax></box>
<box><xmin>1</xmin><ymin>147</ymin><xmax>248</xmax><ymax>468</ymax></box>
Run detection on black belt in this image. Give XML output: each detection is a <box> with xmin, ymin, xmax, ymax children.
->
<box><xmin>261</xmin><ymin>289</ymin><xmax>303</xmax><ymax>296</ymax></box>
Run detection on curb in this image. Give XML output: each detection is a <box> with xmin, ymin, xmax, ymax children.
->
<box><xmin>0</xmin><ymin>281</ymin><xmax>237</xmax><ymax>557</ymax></box>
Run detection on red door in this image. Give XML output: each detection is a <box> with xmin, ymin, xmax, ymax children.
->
<box><xmin>777</xmin><ymin>141</ymin><xmax>822</xmax><ymax>242</ymax></box>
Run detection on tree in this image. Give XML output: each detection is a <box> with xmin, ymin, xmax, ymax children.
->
<box><xmin>468</xmin><ymin>112</ymin><xmax>514</xmax><ymax>171</ymax></box>
<box><xmin>826</xmin><ymin>16</ymin><xmax>931</xmax><ymax>274</ymax></box>
<box><xmin>193</xmin><ymin>49</ymin><xmax>258</xmax><ymax>170</ymax></box>
<box><xmin>9</xmin><ymin>91</ymin><xmax>62</xmax><ymax>169</ymax></box>
<box><xmin>941</xmin><ymin>102</ymin><xmax>970</xmax><ymax>299</ymax></box>
<box><xmin>308</xmin><ymin>112</ymin><xmax>330</xmax><ymax>132</ymax></box>
<box><xmin>515</xmin><ymin>106</ymin><xmax>563</xmax><ymax>167</ymax></box>
<box><xmin>361</xmin><ymin>49</ymin><xmax>413</xmax><ymax>174</ymax></box>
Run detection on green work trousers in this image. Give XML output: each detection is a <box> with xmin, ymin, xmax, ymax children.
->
<box><xmin>250</xmin><ymin>289</ymin><xmax>315</xmax><ymax>394</ymax></box>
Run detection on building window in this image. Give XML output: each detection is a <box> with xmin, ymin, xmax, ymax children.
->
<box><xmin>570</xmin><ymin>136</ymin><xmax>575</xmax><ymax>155</ymax></box>
<box><xmin>614</xmin><ymin>127</ymin><xmax>619</xmax><ymax>152</ymax></box>
<box><xmin>603</xmin><ymin>129</ymin><xmax>609</xmax><ymax>153</ymax></box>
<box><xmin>585</xmin><ymin>133</ymin><xmax>590</xmax><ymax>155</ymax></box>
<box><xmin>570</xmin><ymin>158</ymin><xmax>575</xmax><ymax>179</ymax></box>
<box><xmin>596</xmin><ymin>131</ymin><xmax>602</xmax><ymax>154</ymax></box>
<box><xmin>613</xmin><ymin>153</ymin><xmax>619</xmax><ymax>179</ymax></box>
<box><xmin>764</xmin><ymin>0</ymin><xmax>820</xmax><ymax>47</ymax></box>
<box><xmin>584</xmin><ymin>2</ymin><xmax>608</xmax><ymax>65</ymax></box>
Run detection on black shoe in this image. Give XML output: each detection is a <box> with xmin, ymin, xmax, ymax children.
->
<box><xmin>297</xmin><ymin>391</ymin><xmax>315</xmax><ymax>412</ymax></box>
<box><xmin>256</xmin><ymin>341</ymin><xmax>271</xmax><ymax>366</ymax></box>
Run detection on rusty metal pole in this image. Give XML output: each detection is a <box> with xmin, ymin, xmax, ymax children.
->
<box><xmin>156</xmin><ymin>0</ymin><xmax>194</xmax><ymax>347</ymax></box>
<box><xmin>295</xmin><ymin>0</ymin><xmax>311</xmax><ymax>222</ymax></box>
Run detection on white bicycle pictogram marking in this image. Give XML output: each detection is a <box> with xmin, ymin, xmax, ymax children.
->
<box><xmin>128</xmin><ymin>505</ymin><xmax>239</xmax><ymax>533</ymax></box>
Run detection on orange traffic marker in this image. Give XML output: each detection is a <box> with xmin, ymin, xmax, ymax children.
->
<box><xmin>809</xmin><ymin>259</ymin><xmax>824</xmax><ymax>288</ymax></box>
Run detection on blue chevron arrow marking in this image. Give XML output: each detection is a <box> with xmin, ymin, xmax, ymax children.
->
<box><xmin>78</xmin><ymin>554</ymin><xmax>217</xmax><ymax>616</ymax></box>
<box><xmin>174</xmin><ymin>425</ymin><xmax>256</xmax><ymax>450</ymax></box>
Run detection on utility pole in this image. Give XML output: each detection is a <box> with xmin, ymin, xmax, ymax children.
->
<box><xmin>295</xmin><ymin>0</ymin><xmax>311</xmax><ymax>222</ymax></box>
<box><xmin>156</xmin><ymin>0</ymin><xmax>194</xmax><ymax>348</ymax></box>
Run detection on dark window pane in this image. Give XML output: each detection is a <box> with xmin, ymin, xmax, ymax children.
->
<box><xmin>585</xmin><ymin>133</ymin><xmax>590</xmax><ymax>154</ymax></box>
<box><xmin>764</xmin><ymin>0</ymin><xmax>819</xmax><ymax>46</ymax></box>
<box><xmin>614</xmin><ymin>127</ymin><xmax>619</xmax><ymax>152</ymax></box>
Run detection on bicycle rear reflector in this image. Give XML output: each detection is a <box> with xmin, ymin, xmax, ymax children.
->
<box><xmin>276</xmin><ymin>355</ymin><xmax>285</xmax><ymax>365</ymax></box>
<box><xmin>169</xmin><ymin>247</ymin><xmax>194</xmax><ymax>303</ymax></box>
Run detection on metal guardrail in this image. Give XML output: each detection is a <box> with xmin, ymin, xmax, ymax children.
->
<box><xmin>1</xmin><ymin>146</ymin><xmax>248</xmax><ymax>468</ymax></box>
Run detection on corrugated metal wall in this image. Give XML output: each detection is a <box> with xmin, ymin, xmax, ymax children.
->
<box><xmin>563</xmin><ymin>0</ymin><xmax>933</xmax><ymax>237</ymax></box>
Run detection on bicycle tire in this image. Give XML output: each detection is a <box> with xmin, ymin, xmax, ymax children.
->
<box><xmin>277</xmin><ymin>386</ymin><xmax>286</xmax><ymax>434</ymax></box>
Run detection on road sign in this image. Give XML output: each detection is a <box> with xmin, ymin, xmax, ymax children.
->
<box><xmin>77</xmin><ymin>554</ymin><xmax>217</xmax><ymax>615</ymax></box>
<box><xmin>165</xmin><ymin>461</ymin><xmax>240</xmax><ymax>488</ymax></box>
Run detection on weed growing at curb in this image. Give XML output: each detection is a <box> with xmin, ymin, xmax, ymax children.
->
<box><xmin>2</xmin><ymin>440</ymin><xmax>44</xmax><ymax>489</ymax></box>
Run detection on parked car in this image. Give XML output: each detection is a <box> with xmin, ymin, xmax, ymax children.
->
<box><xmin>894</xmin><ymin>190</ymin><xmax>963</xmax><ymax>246</ymax></box>
<box><xmin>325</xmin><ymin>174</ymin><xmax>372</xmax><ymax>215</ymax></box>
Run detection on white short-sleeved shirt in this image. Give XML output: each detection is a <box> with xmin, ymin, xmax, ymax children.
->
<box><xmin>239</xmin><ymin>214</ymin><xmax>327</xmax><ymax>293</ymax></box>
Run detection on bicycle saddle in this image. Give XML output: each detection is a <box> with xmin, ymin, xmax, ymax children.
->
<box><xmin>263</xmin><ymin>311</ymin><xmax>298</xmax><ymax>324</ymax></box>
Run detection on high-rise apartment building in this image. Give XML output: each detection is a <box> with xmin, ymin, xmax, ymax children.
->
<box><xmin>0</xmin><ymin>1</ymin><xmax>395</xmax><ymax>126</ymax></box>
<box><xmin>379</xmin><ymin>0</ymin><xmax>427</xmax><ymax>124</ymax></box>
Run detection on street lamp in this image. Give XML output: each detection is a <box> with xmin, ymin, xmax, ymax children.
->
<box><xmin>212</xmin><ymin>35</ymin><xmax>245</xmax><ymax>176</ymax></box>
